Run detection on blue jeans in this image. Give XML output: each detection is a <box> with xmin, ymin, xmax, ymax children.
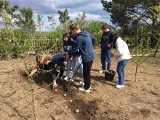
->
<box><xmin>101</xmin><ymin>50</ymin><xmax>111</xmax><ymax>70</ymax></box>
<box><xmin>78</xmin><ymin>56</ymin><xmax>83</xmax><ymax>73</ymax></box>
<box><xmin>66</xmin><ymin>57</ymin><xmax>76</xmax><ymax>79</ymax></box>
<box><xmin>117</xmin><ymin>60</ymin><xmax>128</xmax><ymax>85</ymax></box>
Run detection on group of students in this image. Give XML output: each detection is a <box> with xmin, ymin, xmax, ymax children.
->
<box><xmin>30</xmin><ymin>22</ymin><xmax>131</xmax><ymax>93</ymax></box>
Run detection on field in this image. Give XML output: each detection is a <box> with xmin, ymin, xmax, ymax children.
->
<box><xmin>0</xmin><ymin>50</ymin><xmax>160</xmax><ymax>120</ymax></box>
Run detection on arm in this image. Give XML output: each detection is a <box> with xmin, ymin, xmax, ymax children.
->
<box><xmin>99</xmin><ymin>33</ymin><xmax>103</xmax><ymax>48</ymax></box>
<box><xmin>52</xmin><ymin>68</ymin><xmax>57</xmax><ymax>89</ymax></box>
<box><xmin>90</xmin><ymin>34</ymin><xmax>96</xmax><ymax>45</ymax></box>
<box><xmin>53</xmin><ymin>80</ymin><xmax>57</xmax><ymax>89</ymax></box>
<box><xmin>63</xmin><ymin>43</ymin><xmax>67</xmax><ymax>53</ymax></box>
<box><xmin>109</xmin><ymin>32</ymin><xmax>114</xmax><ymax>47</ymax></box>
<box><xmin>114</xmin><ymin>39</ymin><xmax>124</xmax><ymax>58</ymax></box>
<box><xmin>68</xmin><ymin>38</ymin><xmax>81</xmax><ymax>56</ymax></box>
<box><xmin>107</xmin><ymin>32</ymin><xmax>114</xmax><ymax>48</ymax></box>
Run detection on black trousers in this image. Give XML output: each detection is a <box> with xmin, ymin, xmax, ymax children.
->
<box><xmin>83</xmin><ymin>60</ymin><xmax>93</xmax><ymax>90</ymax></box>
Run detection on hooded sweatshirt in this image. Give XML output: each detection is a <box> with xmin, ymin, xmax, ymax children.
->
<box><xmin>63</xmin><ymin>38</ymin><xmax>76</xmax><ymax>52</ymax></box>
<box><xmin>114</xmin><ymin>37</ymin><xmax>131</xmax><ymax>62</ymax></box>
<box><xmin>68</xmin><ymin>30</ymin><xmax>96</xmax><ymax>62</ymax></box>
<box><xmin>51</xmin><ymin>54</ymin><xmax>66</xmax><ymax>68</ymax></box>
<box><xmin>100</xmin><ymin>31</ymin><xmax>114</xmax><ymax>50</ymax></box>
<box><xmin>63</xmin><ymin>38</ymin><xmax>77</xmax><ymax>57</ymax></box>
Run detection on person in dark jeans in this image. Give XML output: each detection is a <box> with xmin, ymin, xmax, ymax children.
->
<box><xmin>99</xmin><ymin>23</ymin><xmax>114</xmax><ymax>73</ymax></box>
<box><xmin>68</xmin><ymin>23</ymin><xmax>96</xmax><ymax>92</ymax></box>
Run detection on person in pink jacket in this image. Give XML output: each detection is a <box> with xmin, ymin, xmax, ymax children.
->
<box><xmin>113</xmin><ymin>34</ymin><xmax>131</xmax><ymax>89</ymax></box>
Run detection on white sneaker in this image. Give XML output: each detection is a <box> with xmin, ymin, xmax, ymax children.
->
<box><xmin>99</xmin><ymin>70</ymin><xmax>105</xmax><ymax>73</ymax></box>
<box><xmin>79</xmin><ymin>80</ymin><xmax>84</xmax><ymax>85</ymax></box>
<box><xmin>79</xmin><ymin>86</ymin><xmax>91</xmax><ymax>93</ymax></box>
<box><xmin>64</xmin><ymin>76</ymin><xmax>69</xmax><ymax>81</ymax></box>
<box><xmin>116</xmin><ymin>85</ymin><xmax>124</xmax><ymax>89</ymax></box>
<box><xmin>69</xmin><ymin>78</ymin><xmax>75</xmax><ymax>82</ymax></box>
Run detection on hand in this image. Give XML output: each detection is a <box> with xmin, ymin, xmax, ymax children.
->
<box><xmin>28</xmin><ymin>69</ymin><xmax>37</xmax><ymax>77</ymax></box>
<box><xmin>110</xmin><ymin>49</ymin><xmax>114</xmax><ymax>57</ymax></box>
<box><xmin>116</xmin><ymin>55</ymin><xmax>121</xmax><ymax>59</ymax></box>
<box><xmin>110</xmin><ymin>53</ymin><xmax>114</xmax><ymax>57</ymax></box>
<box><xmin>107</xmin><ymin>44</ymin><xmax>111</xmax><ymax>48</ymax></box>
<box><xmin>63</xmin><ymin>61</ymin><xmax>67</xmax><ymax>66</ymax></box>
<box><xmin>53</xmin><ymin>81</ymin><xmax>57</xmax><ymax>89</ymax></box>
<box><xmin>65</xmin><ymin>52</ymin><xmax>69</xmax><ymax>60</ymax></box>
<box><xmin>71</xmin><ymin>56</ymin><xmax>75</xmax><ymax>60</ymax></box>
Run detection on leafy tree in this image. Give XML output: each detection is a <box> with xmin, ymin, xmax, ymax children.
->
<box><xmin>36</xmin><ymin>12</ymin><xmax>44</xmax><ymax>32</ymax></box>
<box><xmin>0</xmin><ymin>0</ymin><xmax>18</xmax><ymax>29</ymax></box>
<box><xmin>58</xmin><ymin>8</ymin><xmax>70</xmax><ymax>32</ymax></box>
<box><xmin>47</xmin><ymin>14</ymin><xmax>56</xmax><ymax>30</ymax></box>
<box><xmin>75</xmin><ymin>12</ymin><xmax>88</xmax><ymax>29</ymax></box>
<box><xmin>15</xmin><ymin>7</ymin><xmax>36</xmax><ymax>32</ymax></box>
<box><xmin>86</xmin><ymin>20</ymin><xmax>105</xmax><ymax>45</ymax></box>
<box><xmin>101</xmin><ymin>0</ymin><xmax>160</xmax><ymax>48</ymax></box>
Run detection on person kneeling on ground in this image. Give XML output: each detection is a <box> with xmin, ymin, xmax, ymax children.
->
<box><xmin>29</xmin><ymin>54</ymin><xmax>67</xmax><ymax>90</ymax></box>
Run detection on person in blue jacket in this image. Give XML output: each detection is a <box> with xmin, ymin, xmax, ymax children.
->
<box><xmin>63</xmin><ymin>33</ymin><xmax>77</xmax><ymax>81</ymax></box>
<box><xmin>99</xmin><ymin>23</ymin><xmax>114</xmax><ymax>73</ymax></box>
<box><xmin>29</xmin><ymin>54</ymin><xmax>67</xmax><ymax>90</ymax></box>
<box><xmin>68</xmin><ymin>23</ymin><xmax>96</xmax><ymax>92</ymax></box>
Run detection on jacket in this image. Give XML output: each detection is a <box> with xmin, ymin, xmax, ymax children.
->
<box><xmin>68</xmin><ymin>30</ymin><xmax>96</xmax><ymax>62</ymax></box>
<box><xmin>100</xmin><ymin>31</ymin><xmax>114</xmax><ymax>50</ymax></box>
<box><xmin>114</xmin><ymin>37</ymin><xmax>131</xmax><ymax>62</ymax></box>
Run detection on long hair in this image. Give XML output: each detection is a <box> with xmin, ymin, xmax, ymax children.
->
<box><xmin>63</xmin><ymin>33</ymin><xmax>70</xmax><ymax>40</ymax></box>
<box><xmin>113</xmin><ymin>34</ymin><xmax>119</xmax><ymax>49</ymax></box>
<box><xmin>36</xmin><ymin>55</ymin><xmax>52</xmax><ymax>70</ymax></box>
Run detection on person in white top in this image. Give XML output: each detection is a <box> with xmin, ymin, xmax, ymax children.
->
<box><xmin>113</xmin><ymin>34</ymin><xmax>131</xmax><ymax>89</ymax></box>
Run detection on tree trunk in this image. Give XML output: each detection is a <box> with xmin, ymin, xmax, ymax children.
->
<box><xmin>150</xmin><ymin>18</ymin><xmax>158</xmax><ymax>48</ymax></box>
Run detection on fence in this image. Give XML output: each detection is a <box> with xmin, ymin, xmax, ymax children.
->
<box><xmin>25</xmin><ymin>37</ymin><xmax>63</xmax><ymax>53</ymax></box>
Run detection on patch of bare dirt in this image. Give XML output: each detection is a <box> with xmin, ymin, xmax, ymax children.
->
<box><xmin>0</xmin><ymin>52</ymin><xmax>160</xmax><ymax>120</ymax></box>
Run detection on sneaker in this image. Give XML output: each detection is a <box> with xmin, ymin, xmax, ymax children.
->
<box><xmin>116</xmin><ymin>85</ymin><xmax>124</xmax><ymax>89</ymax></box>
<box><xmin>79</xmin><ymin>86</ymin><xmax>91</xmax><ymax>93</ymax></box>
<box><xmin>64</xmin><ymin>76</ymin><xmax>69</xmax><ymax>81</ymax></box>
<box><xmin>69</xmin><ymin>78</ymin><xmax>75</xmax><ymax>82</ymax></box>
<box><xmin>99</xmin><ymin>70</ymin><xmax>105</xmax><ymax>73</ymax></box>
<box><xmin>79</xmin><ymin>80</ymin><xmax>84</xmax><ymax>85</ymax></box>
<box><xmin>59</xmin><ymin>77</ymin><xmax>64</xmax><ymax>81</ymax></box>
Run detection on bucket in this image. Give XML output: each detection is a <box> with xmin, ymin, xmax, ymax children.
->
<box><xmin>105</xmin><ymin>70</ymin><xmax>116</xmax><ymax>81</ymax></box>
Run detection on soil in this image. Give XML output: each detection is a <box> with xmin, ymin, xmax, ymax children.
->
<box><xmin>0</xmin><ymin>51</ymin><xmax>160</xmax><ymax>120</ymax></box>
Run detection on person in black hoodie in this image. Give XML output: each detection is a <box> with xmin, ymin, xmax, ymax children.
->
<box><xmin>68</xmin><ymin>23</ymin><xmax>96</xmax><ymax>92</ymax></box>
<box><xmin>99</xmin><ymin>23</ymin><xmax>114</xmax><ymax>73</ymax></box>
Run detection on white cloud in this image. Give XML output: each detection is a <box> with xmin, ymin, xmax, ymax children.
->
<box><xmin>8</xmin><ymin>0</ymin><xmax>113</xmax><ymax>31</ymax></box>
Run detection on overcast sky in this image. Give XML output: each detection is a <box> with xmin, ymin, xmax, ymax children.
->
<box><xmin>8</xmin><ymin>0</ymin><xmax>112</xmax><ymax>31</ymax></box>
